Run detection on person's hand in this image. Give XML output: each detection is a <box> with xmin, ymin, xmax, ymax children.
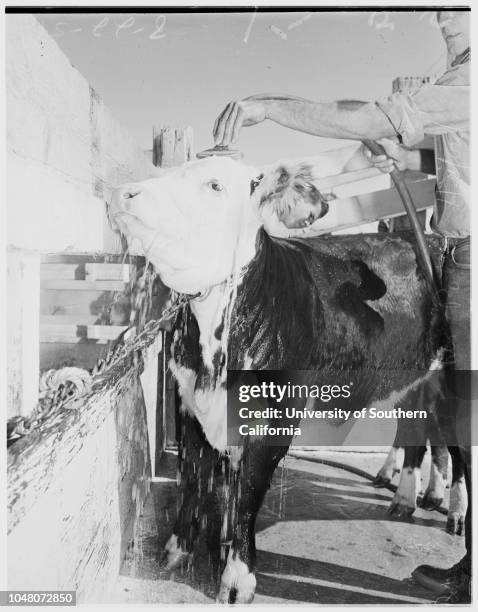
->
<box><xmin>213</xmin><ymin>98</ymin><xmax>267</xmax><ymax>147</ymax></box>
<box><xmin>364</xmin><ymin>137</ymin><xmax>409</xmax><ymax>173</ymax></box>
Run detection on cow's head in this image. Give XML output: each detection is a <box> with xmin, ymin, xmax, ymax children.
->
<box><xmin>109</xmin><ymin>156</ymin><xmax>330</xmax><ymax>293</ymax></box>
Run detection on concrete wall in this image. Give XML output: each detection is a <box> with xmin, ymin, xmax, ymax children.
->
<box><xmin>6</xmin><ymin>14</ymin><xmax>156</xmax><ymax>253</ymax></box>
<box><xmin>6</xmin><ymin>15</ymin><xmax>163</xmax><ymax>601</ymax></box>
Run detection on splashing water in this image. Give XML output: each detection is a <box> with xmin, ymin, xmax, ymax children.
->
<box><xmin>278</xmin><ymin>455</ymin><xmax>288</xmax><ymax>519</ymax></box>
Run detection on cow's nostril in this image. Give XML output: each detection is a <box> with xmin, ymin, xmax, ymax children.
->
<box><xmin>123</xmin><ymin>189</ymin><xmax>141</xmax><ymax>200</ymax></box>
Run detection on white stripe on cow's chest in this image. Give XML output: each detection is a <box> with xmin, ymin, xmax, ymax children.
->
<box><xmin>170</xmin><ymin>354</ymin><xmax>229</xmax><ymax>452</ymax></box>
<box><xmin>191</xmin><ymin>284</ymin><xmax>229</xmax><ymax>370</ymax></box>
<box><xmin>171</xmin><ymin>285</ymin><xmax>239</xmax><ymax>454</ymax></box>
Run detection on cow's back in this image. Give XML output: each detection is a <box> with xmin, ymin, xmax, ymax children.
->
<box><xmin>228</xmin><ymin>230</ymin><xmax>449</xmax><ymax>402</ymax></box>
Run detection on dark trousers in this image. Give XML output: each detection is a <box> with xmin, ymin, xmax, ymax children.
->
<box><xmin>442</xmin><ymin>237</ymin><xmax>471</xmax><ymax>572</ymax></box>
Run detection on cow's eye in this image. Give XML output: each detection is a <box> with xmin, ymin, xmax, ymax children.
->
<box><xmin>208</xmin><ymin>180</ymin><xmax>223</xmax><ymax>192</ymax></box>
<box><xmin>302</xmin><ymin>212</ymin><xmax>317</xmax><ymax>227</ymax></box>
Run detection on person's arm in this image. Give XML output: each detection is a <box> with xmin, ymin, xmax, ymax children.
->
<box><xmin>213</xmin><ymin>83</ymin><xmax>469</xmax><ymax>148</ymax></box>
<box><xmin>213</xmin><ymin>95</ymin><xmax>396</xmax><ymax>145</ymax></box>
<box><xmin>365</xmin><ymin>138</ymin><xmax>436</xmax><ymax>174</ymax></box>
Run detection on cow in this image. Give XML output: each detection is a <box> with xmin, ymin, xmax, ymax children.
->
<box><xmin>374</xmin><ymin>438</ymin><xmax>467</xmax><ymax>534</ymax></box>
<box><xmin>109</xmin><ymin>154</ymin><xmax>466</xmax><ymax>603</ymax></box>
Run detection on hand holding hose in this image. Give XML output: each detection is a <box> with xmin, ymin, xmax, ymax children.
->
<box><xmin>364</xmin><ymin>137</ymin><xmax>410</xmax><ymax>173</ymax></box>
<box><xmin>362</xmin><ymin>138</ymin><xmax>437</xmax><ymax>290</ymax></box>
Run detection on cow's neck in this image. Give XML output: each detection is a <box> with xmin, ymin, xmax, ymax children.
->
<box><xmin>188</xmin><ymin>225</ymin><xmax>260</xmax><ymax>371</ymax></box>
<box><xmin>190</xmin><ymin>285</ymin><xmax>226</xmax><ymax>371</ymax></box>
<box><xmin>231</xmin><ymin>229</ymin><xmax>325</xmax><ymax>370</ymax></box>
<box><xmin>190</xmin><ymin>273</ymin><xmax>246</xmax><ymax>374</ymax></box>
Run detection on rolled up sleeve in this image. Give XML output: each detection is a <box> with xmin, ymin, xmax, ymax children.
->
<box><xmin>376</xmin><ymin>83</ymin><xmax>469</xmax><ymax>146</ymax></box>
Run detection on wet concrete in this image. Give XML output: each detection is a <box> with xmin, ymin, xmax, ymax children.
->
<box><xmin>113</xmin><ymin>449</ymin><xmax>465</xmax><ymax>604</ymax></box>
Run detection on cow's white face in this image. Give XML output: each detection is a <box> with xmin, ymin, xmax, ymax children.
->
<box><xmin>110</xmin><ymin>157</ymin><xmax>262</xmax><ymax>293</ymax></box>
<box><xmin>110</xmin><ymin>156</ymin><xmax>331</xmax><ymax>293</ymax></box>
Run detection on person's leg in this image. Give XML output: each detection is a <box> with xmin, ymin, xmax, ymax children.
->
<box><xmin>412</xmin><ymin>239</ymin><xmax>471</xmax><ymax>602</ymax></box>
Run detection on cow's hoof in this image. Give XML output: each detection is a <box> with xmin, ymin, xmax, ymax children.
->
<box><xmin>372</xmin><ymin>473</ymin><xmax>391</xmax><ymax>488</ymax></box>
<box><xmin>388</xmin><ymin>498</ymin><xmax>416</xmax><ymax>518</ymax></box>
<box><xmin>446</xmin><ymin>513</ymin><xmax>465</xmax><ymax>536</ymax></box>
<box><xmin>447</xmin><ymin>479</ymin><xmax>467</xmax><ymax>536</ymax></box>
<box><xmin>217</xmin><ymin>552</ymin><xmax>256</xmax><ymax>604</ymax></box>
<box><xmin>162</xmin><ymin>534</ymin><xmax>190</xmax><ymax>570</ymax></box>
<box><xmin>373</xmin><ymin>467</ymin><xmax>400</xmax><ymax>488</ymax></box>
<box><xmin>420</xmin><ymin>492</ymin><xmax>444</xmax><ymax>511</ymax></box>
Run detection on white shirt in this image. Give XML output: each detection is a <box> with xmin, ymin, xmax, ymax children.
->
<box><xmin>377</xmin><ymin>58</ymin><xmax>470</xmax><ymax>238</ymax></box>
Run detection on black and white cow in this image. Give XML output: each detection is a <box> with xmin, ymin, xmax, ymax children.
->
<box><xmin>110</xmin><ymin>155</ymin><xmax>464</xmax><ymax>603</ymax></box>
<box><xmin>374</xmin><ymin>434</ymin><xmax>467</xmax><ymax>534</ymax></box>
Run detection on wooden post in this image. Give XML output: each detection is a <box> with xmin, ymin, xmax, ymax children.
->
<box><xmin>149</xmin><ymin>127</ymin><xmax>194</xmax><ymax>465</ymax></box>
<box><xmin>153</xmin><ymin>126</ymin><xmax>194</xmax><ymax>168</ymax></box>
<box><xmin>151</xmin><ymin>127</ymin><xmax>194</xmax><ymax>462</ymax></box>
<box><xmin>7</xmin><ymin>248</ymin><xmax>41</xmax><ymax>419</ymax></box>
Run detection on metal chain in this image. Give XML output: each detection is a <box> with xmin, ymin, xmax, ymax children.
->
<box><xmin>7</xmin><ymin>291</ymin><xmax>197</xmax><ymax>444</ymax></box>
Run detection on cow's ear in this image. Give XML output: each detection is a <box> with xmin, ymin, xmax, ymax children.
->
<box><xmin>256</xmin><ymin>162</ymin><xmax>332</xmax><ymax>229</ymax></box>
<box><xmin>250</xmin><ymin>173</ymin><xmax>264</xmax><ymax>196</ymax></box>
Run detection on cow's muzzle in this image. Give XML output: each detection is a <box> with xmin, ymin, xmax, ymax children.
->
<box><xmin>108</xmin><ymin>184</ymin><xmax>143</xmax><ymax>230</ymax></box>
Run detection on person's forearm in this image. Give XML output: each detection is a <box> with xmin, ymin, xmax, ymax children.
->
<box><xmin>404</xmin><ymin>149</ymin><xmax>435</xmax><ymax>174</ymax></box>
<box><xmin>250</xmin><ymin>95</ymin><xmax>397</xmax><ymax>141</ymax></box>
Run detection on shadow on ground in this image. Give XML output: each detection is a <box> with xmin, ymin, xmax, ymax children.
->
<box><xmin>115</xmin><ymin>451</ymin><xmax>465</xmax><ymax>604</ymax></box>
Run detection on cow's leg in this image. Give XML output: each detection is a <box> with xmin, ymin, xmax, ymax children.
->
<box><xmin>217</xmin><ymin>442</ymin><xmax>290</xmax><ymax>604</ymax></box>
<box><xmin>165</xmin><ymin>480</ymin><xmax>203</xmax><ymax>569</ymax></box>
<box><xmin>420</xmin><ymin>444</ymin><xmax>448</xmax><ymax>510</ymax></box>
<box><xmin>387</xmin><ymin>382</ymin><xmax>430</xmax><ymax>516</ymax></box>
<box><xmin>373</xmin><ymin>444</ymin><xmax>403</xmax><ymax>487</ymax></box>
<box><xmin>446</xmin><ymin>445</ymin><xmax>468</xmax><ymax>535</ymax></box>
<box><xmin>164</xmin><ymin>410</ymin><xmax>217</xmax><ymax>569</ymax></box>
<box><xmin>202</xmin><ymin>456</ymin><xmax>236</xmax><ymax>581</ymax></box>
<box><xmin>389</xmin><ymin>445</ymin><xmax>427</xmax><ymax>516</ymax></box>
<box><xmin>429</xmin><ymin>375</ymin><xmax>469</xmax><ymax>535</ymax></box>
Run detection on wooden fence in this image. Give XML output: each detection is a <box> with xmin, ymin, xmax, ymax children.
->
<box><xmin>6</xmin><ymin>15</ymin><xmax>186</xmax><ymax>603</ymax></box>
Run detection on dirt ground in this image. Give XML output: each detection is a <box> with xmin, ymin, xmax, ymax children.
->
<box><xmin>112</xmin><ymin>449</ymin><xmax>465</xmax><ymax>604</ymax></box>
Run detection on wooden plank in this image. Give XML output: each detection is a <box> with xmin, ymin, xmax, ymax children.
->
<box><xmin>40</xmin><ymin>315</ymin><xmax>101</xmax><ymax>326</ymax></box>
<box><xmin>87</xmin><ymin>325</ymin><xmax>128</xmax><ymax>341</ymax></box>
<box><xmin>316</xmin><ymin>166</ymin><xmax>389</xmax><ymax>191</ymax></box>
<box><xmin>42</xmin><ymin>262</ymin><xmax>133</xmax><ymax>283</ymax></box>
<box><xmin>41</xmin><ymin>253</ymin><xmax>143</xmax><ymax>265</ymax></box>
<box><xmin>85</xmin><ymin>263</ymin><xmax>131</xmax><ymax>282</ymax></box>
<box><xmin>41</xmin><ymin>280</ymin><xmax>127</xmax><ymax>291</ymax></box>
<box><xmin>330</xmin><ymin>173</ymin><xmax>390</xmax><ymax>200</ymax></box>
<box><xmin>40</xmin><ymin>335</ymin><xmax>100</xmax><ymax>345</ymax></box>
<box><xmin>41</xmin><ymin>288</ymin><xmax>115</xmax><ymax>318</ymax></box>
<box><xmin>7</xmin><ymin>248</ymin><xmax>41</xmax><ymax>419</ymax></box>
<box><xmin>40</xmin><ymin>343</ymin><xmax>106</xmax><ymax>372</ymax></box>
<box><xmin>41</xmin><ymin>264</ymin><xmax>83</xmax><ymax>280</ymax></box>
<box><xmin>7</xmin><ymin>367</ymin><xmax>151</xmax><ymax>603</ymax></box>
<box><xmin>40</xmin><ymin>324</ymin><xmax>127</xmax><ymax>343</ymax></box>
